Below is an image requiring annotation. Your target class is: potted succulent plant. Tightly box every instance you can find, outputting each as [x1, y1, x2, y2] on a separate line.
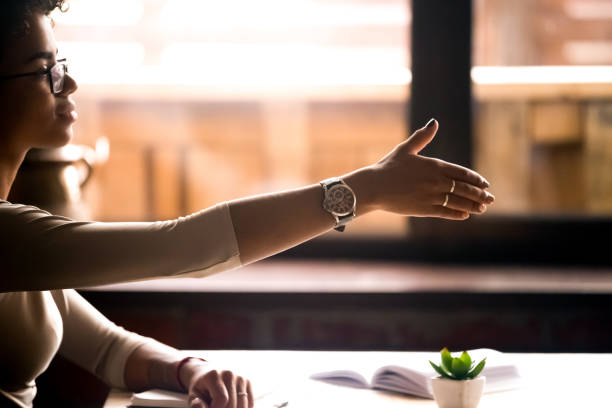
[429, 348, 487, 408]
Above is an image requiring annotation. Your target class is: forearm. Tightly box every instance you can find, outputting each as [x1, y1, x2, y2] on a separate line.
[228, 166, 379, 266]
[124, 342, 207, 393]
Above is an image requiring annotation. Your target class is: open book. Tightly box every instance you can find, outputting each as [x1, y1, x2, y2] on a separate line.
[129, 390, 187, 408]
[310, 348, 520, 399]
[129, 384, 283, 408]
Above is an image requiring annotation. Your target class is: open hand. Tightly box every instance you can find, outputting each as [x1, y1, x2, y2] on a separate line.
[363, 119, 494, 220]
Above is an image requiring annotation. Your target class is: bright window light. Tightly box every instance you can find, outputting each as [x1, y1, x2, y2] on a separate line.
[51, 0, 144, 26]
[53, 0, 410, 87]
[159, 44, 409, 85]
[58, 42, 144, 83]
[159, 0, 408, 29]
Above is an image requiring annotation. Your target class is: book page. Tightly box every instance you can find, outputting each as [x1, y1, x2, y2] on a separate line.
[309, 351, 430, 388]
[311, 349, 521, 399]
[130, 390, 186, 408]
[130, 385, 283, 408]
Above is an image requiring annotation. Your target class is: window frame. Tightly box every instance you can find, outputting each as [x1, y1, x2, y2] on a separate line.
[274, 0, 612, 268]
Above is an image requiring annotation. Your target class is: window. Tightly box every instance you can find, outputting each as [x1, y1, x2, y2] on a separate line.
[400, 0, 611, 266]
[54, 0, 610, 265]
[55, 0, 411, 238]
[473, 0, 612, 215]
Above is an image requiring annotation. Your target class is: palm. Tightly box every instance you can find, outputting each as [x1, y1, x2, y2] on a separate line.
[373, 120, 493, 220]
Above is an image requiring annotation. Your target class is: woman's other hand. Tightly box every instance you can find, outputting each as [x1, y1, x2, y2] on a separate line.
[185, 363, 254, 408]
[347, 119, 495, 220]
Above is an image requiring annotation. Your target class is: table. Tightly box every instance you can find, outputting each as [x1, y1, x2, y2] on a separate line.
[104, 350, 611, 407]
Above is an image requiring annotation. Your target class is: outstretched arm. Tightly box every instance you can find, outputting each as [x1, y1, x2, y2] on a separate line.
[1, 120, 493, 292]
[230, 119, 495, 265]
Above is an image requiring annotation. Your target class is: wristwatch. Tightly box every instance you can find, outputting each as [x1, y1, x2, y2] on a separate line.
[320, 177, 357, 232]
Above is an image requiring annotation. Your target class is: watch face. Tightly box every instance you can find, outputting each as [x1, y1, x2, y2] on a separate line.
[323, 184, 356, 216]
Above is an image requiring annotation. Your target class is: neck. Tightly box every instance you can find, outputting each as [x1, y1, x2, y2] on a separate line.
[0, 147, 27, 201]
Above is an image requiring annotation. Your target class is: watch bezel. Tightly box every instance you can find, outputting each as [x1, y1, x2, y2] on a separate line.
[322, 182, 356, 217]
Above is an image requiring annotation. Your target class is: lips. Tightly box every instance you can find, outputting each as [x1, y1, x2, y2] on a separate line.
[56, 102, 78, 122]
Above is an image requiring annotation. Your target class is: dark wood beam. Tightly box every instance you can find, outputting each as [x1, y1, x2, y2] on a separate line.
[410, 0, 472, 168]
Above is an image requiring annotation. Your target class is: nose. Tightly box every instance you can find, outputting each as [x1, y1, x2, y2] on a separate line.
[60, 72, 78, 96]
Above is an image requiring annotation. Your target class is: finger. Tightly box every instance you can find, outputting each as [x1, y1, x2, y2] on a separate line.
[433, 205, 470, 220]
[440, 193, 486, 214]
[189, 396, 208, 408]
[194, 372, 229, 408]
[405, 118, 438, 154]
[451, 180, 495, 205]
[221, 370, 237, 408]
[439, 161, 489, 189]
[236, 377, 248, 408]
[246, 380, 255, 408]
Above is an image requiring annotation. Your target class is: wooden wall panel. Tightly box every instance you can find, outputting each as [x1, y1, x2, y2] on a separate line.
[95, 143, 147, 221]
[585, 102, 612, 212]
[473, 102, 531, 213]
[71, 97, 612, 222]
[152, 148, 181, 220]
[530, 102, 582, 145]
[309, 102, 405, 182]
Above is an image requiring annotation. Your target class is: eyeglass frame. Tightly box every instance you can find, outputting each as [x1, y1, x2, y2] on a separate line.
[0, 58, 68, 95]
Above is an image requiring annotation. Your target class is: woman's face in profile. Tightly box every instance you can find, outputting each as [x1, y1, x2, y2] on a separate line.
[0, 12, 78, 152]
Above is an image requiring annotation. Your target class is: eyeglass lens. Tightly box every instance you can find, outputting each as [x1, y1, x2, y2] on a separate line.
[50, 62, 67, 94]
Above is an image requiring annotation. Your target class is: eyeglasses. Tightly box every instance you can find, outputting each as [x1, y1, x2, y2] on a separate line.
[0, 58, 68, 95]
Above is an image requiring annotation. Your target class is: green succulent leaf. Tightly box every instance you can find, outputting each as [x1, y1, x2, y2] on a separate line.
[460, 351, 471, 368]
[431, 348, 487, 381]
[451, 357, 470, 379]
[440, 348, 453, 374]
[468, 358, 487, 379]
[429, 361, 453, 379]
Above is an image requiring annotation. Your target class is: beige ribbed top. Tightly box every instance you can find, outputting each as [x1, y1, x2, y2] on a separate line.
[0, 201, 242, 407]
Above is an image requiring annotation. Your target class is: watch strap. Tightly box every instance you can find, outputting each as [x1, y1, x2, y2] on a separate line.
[334, 214, 353, 232]
[321, 177, 342, 189]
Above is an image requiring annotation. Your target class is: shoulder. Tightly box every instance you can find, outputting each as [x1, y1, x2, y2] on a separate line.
[0, 200, 43, 232]
[0, 200, 74, 255]
[0, 199, 47, 217]
[0, 199, 73, 229]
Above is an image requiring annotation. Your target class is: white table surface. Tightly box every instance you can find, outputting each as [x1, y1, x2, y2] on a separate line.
[104, 350, 612, 408]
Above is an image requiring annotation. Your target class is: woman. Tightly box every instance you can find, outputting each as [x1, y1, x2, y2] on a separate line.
[0, 1, 495, 407]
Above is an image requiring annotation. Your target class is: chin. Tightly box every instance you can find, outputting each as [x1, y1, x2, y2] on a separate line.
[38, 127, 74, 148]
[61, 127, 74, 145]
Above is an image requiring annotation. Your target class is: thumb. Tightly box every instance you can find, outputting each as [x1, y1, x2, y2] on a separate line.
[405, 118, 438, 154]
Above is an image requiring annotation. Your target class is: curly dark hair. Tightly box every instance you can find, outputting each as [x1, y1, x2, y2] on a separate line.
[0, 0, 68, 59]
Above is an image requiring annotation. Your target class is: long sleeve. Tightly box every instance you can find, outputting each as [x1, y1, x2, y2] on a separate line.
[0, 201, 242, 292]
[54, 289, 158, 389]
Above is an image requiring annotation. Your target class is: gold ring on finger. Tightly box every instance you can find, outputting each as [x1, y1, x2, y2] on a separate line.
[442, 193, 449, 207]
[237, 392, 248, 397]
[449, 179, 456, 194]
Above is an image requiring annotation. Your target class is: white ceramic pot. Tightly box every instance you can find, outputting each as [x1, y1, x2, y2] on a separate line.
[431, 376, 486, 408]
